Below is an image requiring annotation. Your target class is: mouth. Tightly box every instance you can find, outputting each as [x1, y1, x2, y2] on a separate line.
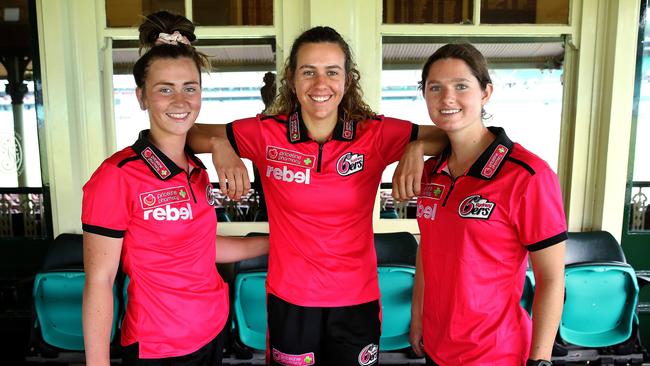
[166, 112, 190, 120]
[440, 108, 461, 115]
[309, 94, 333, 103]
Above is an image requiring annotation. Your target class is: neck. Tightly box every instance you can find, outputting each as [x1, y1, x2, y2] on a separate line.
[447, 124, 494, 177]
[302, 114, 338, 143]
[148, 129, 189, 171]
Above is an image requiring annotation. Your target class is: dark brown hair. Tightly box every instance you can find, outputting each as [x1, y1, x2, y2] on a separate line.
[419, 43, 492, 95]
[266, 26, 375, 122]
[132, 11, 209, 89]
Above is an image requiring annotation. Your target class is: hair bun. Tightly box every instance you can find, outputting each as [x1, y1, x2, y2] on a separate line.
[139, 10, 197, 50]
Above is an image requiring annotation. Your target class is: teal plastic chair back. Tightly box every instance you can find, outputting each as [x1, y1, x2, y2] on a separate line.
[520, 269, 535, 315]
[33, 272, 119, 351]
[377, 266, 415, 350]
[233, 271, 267, 351]
[560, 264, 639, 347]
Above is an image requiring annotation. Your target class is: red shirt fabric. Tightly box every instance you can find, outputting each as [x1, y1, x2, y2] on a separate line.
[227, 111, 417, 307]
[82, 130, 229, 359]
[417, 127, 567, 366]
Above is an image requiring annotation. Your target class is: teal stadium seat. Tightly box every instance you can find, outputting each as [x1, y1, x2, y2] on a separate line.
[374, 232, 418, 351]
[560, 231, 640, 348]
[32, 234, 119, 351]
[233, 233, 269, 353]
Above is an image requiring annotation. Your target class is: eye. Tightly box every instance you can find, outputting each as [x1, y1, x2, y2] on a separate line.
[327, 70, 339, 77]
[428, 85, 441, 92]
[302, 70, 315, 77]
[455, 84, 468, 90]
[184, 86, 198, 93]
[159, 87, 172, 95]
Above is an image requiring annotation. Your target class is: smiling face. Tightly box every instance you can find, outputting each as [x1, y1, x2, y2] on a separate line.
[424, 58, 492, 135]
[136, 57, 201, 137]
[292, 42, 346, 127]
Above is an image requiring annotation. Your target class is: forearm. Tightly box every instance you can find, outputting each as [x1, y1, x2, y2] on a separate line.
[416, 125, 448, 156]
[187, 124, 228, 153]
[82, 279, 115, 366]
[529, 276, 564, 360]
[411, 247, 424, 321]
[215, 235, 269, 263]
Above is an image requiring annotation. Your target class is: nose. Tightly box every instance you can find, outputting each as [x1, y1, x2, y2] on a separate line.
[314, 72, 328, 86]
[172, 91, 187, 105]
[441, 87, 455, 102]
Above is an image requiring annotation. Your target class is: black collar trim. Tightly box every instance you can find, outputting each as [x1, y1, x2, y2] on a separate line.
[431, 126, 514, 180]
[131, 130, 204, 180]
[284, 108, 358, 144]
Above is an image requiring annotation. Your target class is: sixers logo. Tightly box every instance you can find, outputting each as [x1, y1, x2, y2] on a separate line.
[358, 343, 378, 366]
[458, 195, 495, 219]
[336, 152, 364, 176]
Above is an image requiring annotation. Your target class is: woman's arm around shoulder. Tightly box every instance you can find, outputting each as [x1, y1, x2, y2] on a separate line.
[215, 235, 269, 263]
[187, 124, 250, 200]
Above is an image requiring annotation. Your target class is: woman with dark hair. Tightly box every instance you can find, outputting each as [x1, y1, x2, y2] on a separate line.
[81, 11, 268, 366]
[409, 43, 566, 366]
[189, 26, 446, 365]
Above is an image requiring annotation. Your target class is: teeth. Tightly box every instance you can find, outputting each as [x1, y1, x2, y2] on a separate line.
[168, 113, 189, 119]
[310, 95, 331, 102]
[440, 109, 460, 114]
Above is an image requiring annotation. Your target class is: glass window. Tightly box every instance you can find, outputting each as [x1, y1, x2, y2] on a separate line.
[106, 0, 185, 27]
[481, 0, 569, 24]
[383, 0, 473, 24]
[379, 40, 564, 219]
[193, 0, 273, 26]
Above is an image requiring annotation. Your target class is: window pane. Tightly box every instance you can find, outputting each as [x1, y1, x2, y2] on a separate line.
[481, 0, 569, 24]
[379, 50, 564, 219]
[193, 0, 273, 26]
[106, 0, 185, 28]
[383, 0, 473, 24]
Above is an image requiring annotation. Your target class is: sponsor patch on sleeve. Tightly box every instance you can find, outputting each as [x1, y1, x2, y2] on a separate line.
[481, 144, 508, 178]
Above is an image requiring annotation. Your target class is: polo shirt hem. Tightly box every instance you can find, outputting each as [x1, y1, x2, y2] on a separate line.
[129, 321, 226, 359]
[267, 287, 381, 308]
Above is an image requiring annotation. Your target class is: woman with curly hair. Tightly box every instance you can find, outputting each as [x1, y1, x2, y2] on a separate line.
[189, 26, 446, 365]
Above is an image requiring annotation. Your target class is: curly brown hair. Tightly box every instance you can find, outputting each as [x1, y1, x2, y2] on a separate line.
[266, 26, 376, 122]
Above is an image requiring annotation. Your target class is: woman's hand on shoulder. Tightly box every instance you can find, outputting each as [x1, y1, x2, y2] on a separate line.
[392, 140, 425, 202]
[211, 137, 250, 200]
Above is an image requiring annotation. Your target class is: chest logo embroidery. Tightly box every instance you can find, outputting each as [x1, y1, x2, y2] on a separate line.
[336, 152, 364, 176]
[458, 195, 496, 220]
[266, 146, 316, 169]
[420, 183, 445, 200]
[139, 186, 189, 209]
[141, 147, 171, 179]
[481, 144, 508, 178]
[206, 184, 217, 206]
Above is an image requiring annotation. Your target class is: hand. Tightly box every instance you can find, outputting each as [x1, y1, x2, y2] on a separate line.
[392, 140, 425, 201]
[211, 137, 250, 200]
[409, 315, 425, 357]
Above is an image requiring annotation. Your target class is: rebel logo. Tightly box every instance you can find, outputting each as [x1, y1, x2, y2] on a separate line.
[416, 202, 438, 221]
[336, 152, 364, 176]
[144, 203, 193, 221]
[266, 165, 311, 184]
[266, 146, 315, 168]
[481, 144, 508, 178]
[139, 186, 189, 209]
[458, 195, 496, 219]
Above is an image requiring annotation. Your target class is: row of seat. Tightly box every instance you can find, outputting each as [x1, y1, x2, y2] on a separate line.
[29, 231, 649, 363]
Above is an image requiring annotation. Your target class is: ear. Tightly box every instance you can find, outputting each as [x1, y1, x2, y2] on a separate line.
[481, 83, 493, 106]
[135, 87, 146, 110]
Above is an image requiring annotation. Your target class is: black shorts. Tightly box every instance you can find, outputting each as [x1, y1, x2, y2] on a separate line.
[121, 327, 225, 366]
[425, 354, 439, 366]
[267, 293, 381, 366]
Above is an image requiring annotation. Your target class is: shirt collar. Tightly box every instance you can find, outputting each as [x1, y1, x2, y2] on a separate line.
[432, 126, 514, 180]
[285, 108, 358, 144]
[131, 129, 206, 180]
